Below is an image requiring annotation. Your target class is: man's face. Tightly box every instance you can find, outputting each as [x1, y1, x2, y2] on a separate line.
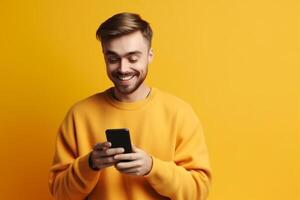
[102, 31, 153, 95]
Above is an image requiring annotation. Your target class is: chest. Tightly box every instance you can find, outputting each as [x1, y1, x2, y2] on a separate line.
[75, 107, 179, 160]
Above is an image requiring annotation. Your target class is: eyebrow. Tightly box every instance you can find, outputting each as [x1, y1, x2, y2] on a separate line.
[105, 50, 142, 57]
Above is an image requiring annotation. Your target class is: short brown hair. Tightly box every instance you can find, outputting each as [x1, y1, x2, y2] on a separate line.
[96, 12, 153, 47]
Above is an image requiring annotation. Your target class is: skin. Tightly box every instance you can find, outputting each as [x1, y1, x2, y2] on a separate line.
[102, 31, 153, 102]
[89, 31, 153, 176]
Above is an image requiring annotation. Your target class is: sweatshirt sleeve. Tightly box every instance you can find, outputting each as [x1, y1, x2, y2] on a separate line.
[145, 105, 212, 200]
[48, 107, 100, 200]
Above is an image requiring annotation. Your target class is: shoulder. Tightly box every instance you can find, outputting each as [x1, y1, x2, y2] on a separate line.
[67, 89, 108, 115]
[154, 88, 195, 114]
[155, 88, 201, 130]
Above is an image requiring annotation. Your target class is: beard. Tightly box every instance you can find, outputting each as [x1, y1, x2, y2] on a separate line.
[111, 67, 148, 95]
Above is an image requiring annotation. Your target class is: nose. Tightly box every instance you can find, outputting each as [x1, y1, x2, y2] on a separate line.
[118, 58, 130, 73]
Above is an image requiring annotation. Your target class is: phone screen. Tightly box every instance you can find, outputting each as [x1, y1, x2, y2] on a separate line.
[105, 128, 133, 153]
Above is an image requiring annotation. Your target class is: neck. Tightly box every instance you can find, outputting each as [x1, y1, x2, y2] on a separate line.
[112, 84, 151, 103]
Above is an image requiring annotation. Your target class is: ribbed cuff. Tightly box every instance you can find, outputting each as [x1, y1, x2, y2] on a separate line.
[144, 156, 174, 187]
[76, 152, 101, 182]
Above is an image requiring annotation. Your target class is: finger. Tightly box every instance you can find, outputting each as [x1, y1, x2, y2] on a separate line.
[98, 162, 115, 169]
[117, 167, 138, 174]
[93, 142, 111, 151]
[114, 153, 140, 161]
[95, 156, 118, 166]
[99, 147, 125, 157]
[115, 160, 142, 170]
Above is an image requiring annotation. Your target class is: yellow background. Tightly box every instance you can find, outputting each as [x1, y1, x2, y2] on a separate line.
[0, 0, 299, 199]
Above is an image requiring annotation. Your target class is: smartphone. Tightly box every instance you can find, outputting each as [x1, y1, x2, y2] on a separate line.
[105, 128, 133, 153]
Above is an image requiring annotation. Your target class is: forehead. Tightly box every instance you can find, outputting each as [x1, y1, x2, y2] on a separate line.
[102, 31, 149, 56]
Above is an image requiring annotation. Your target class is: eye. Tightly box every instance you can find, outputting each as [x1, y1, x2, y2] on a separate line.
[128, 56, 138, 63]
[107, 57, 120, 64]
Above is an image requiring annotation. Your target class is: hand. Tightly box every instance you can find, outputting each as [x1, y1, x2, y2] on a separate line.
[113, 146, 153, 176]
[89, 142, 124, 170]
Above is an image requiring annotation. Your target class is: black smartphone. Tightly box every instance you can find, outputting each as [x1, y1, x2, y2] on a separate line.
[105, 128, 133, 153]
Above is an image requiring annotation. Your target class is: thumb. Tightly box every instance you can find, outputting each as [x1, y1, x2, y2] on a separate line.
[132, 145, 141, 153]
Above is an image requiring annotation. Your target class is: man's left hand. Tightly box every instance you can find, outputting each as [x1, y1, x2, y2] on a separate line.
[114, 146, 153, 176]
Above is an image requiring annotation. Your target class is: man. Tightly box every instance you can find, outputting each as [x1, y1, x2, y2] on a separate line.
[49, 12, 212, 200]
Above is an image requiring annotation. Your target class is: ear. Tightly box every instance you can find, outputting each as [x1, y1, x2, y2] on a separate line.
[148, 48, 154, 63]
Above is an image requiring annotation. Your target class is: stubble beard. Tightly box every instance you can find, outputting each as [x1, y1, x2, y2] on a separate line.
[112, 67, 148, 95]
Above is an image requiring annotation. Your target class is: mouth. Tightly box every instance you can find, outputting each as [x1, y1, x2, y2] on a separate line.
[117, 74, 135, 81]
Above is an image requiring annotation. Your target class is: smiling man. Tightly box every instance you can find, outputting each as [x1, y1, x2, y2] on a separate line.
[103, 30, 152, 101]
[49, 13, 212, 200]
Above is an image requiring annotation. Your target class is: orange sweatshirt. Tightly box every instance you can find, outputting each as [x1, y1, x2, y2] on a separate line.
[49, 87, 212, 200]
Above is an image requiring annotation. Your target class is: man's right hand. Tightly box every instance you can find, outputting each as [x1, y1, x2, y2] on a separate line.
[89, 142, 124, 170]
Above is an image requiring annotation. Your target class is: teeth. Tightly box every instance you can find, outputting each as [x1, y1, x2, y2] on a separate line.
[118, 75, 134, 81]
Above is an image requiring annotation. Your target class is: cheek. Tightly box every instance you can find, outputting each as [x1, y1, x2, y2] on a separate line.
[106, 66, 116, 80]
[106, 64, 118, 73]
[136, 59, 148, 70]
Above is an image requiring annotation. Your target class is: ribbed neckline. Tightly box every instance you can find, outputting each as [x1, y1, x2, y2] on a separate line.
[104, 87, 157, 110]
